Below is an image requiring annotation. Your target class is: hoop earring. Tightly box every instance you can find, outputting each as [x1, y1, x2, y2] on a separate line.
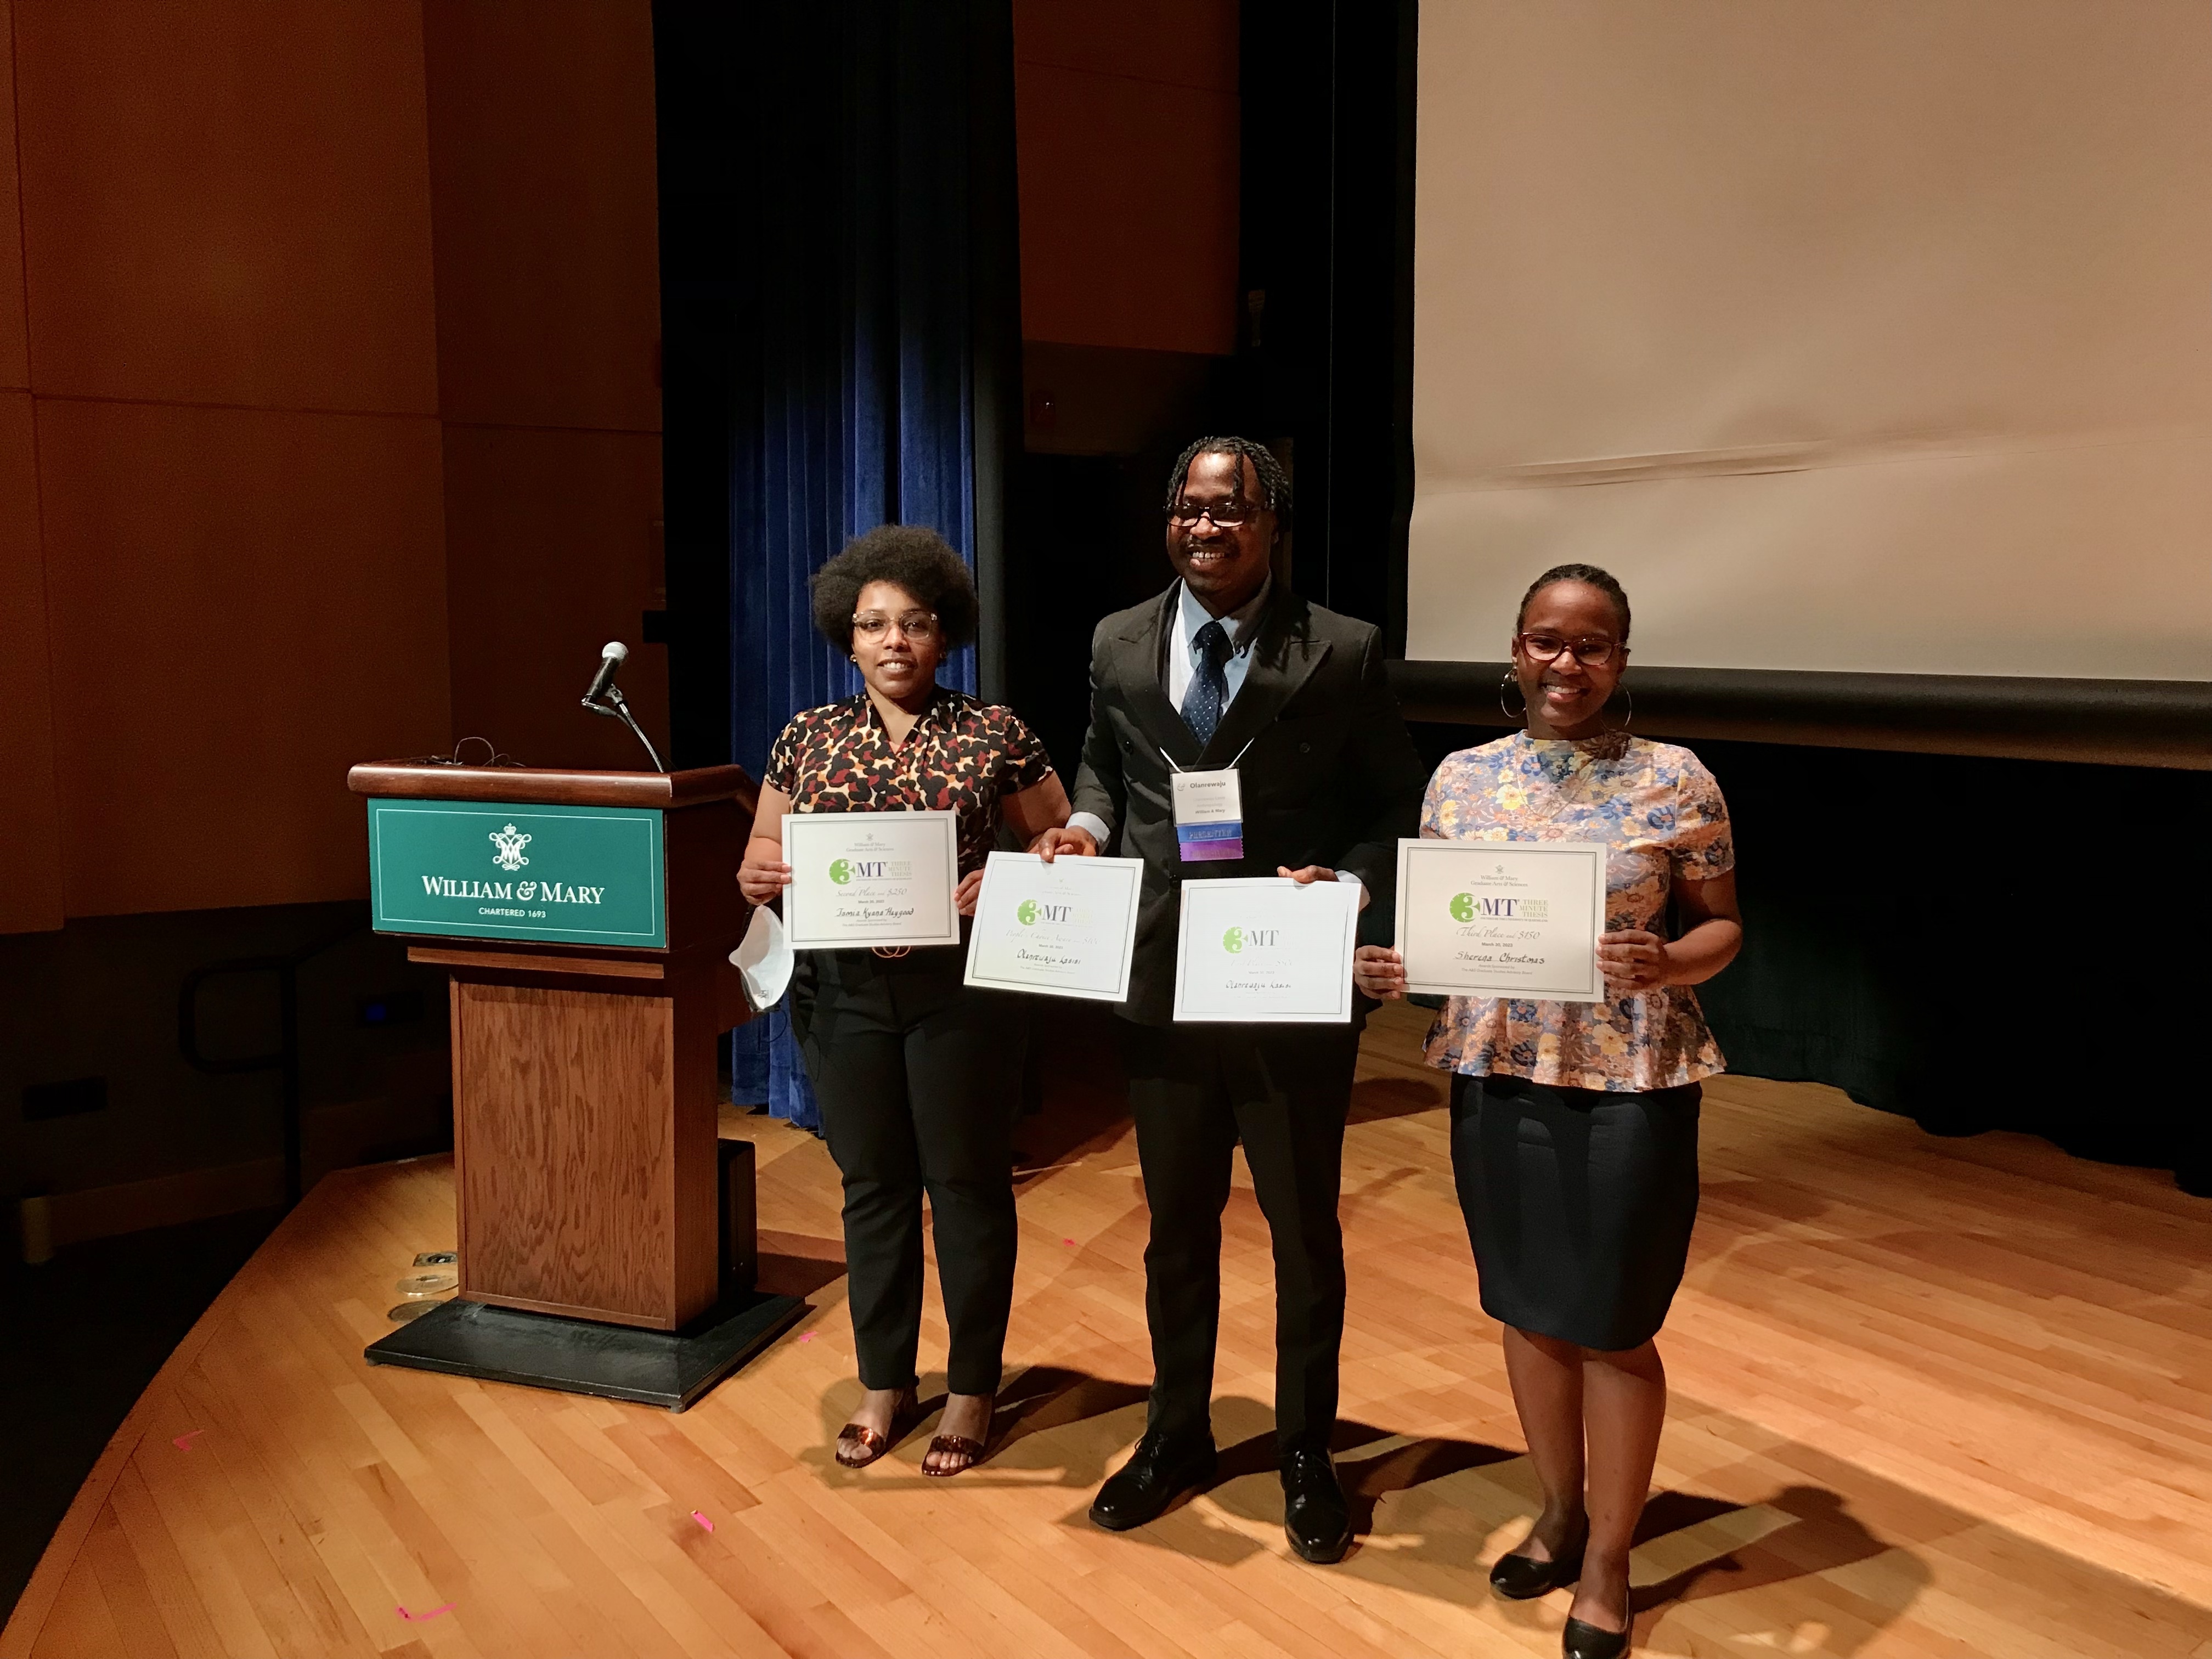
[1602, 682, 1635, 732]
[849, 652, 859, 664]
[1498, 669, 1528, 726]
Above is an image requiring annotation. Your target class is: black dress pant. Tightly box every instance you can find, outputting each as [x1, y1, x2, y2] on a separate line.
[1120, 1019, 1359, 1455]
[792, 947, 1024, 1396]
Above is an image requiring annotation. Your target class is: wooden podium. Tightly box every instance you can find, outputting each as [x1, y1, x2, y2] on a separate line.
[347, 760, 804, 1408]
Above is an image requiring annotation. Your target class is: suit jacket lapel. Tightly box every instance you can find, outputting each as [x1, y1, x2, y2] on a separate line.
[1199, 588, 1331, 766]
[1114, 586, 1204, 770]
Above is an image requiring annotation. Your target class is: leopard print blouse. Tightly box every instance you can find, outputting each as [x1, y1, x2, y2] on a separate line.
[764, 688, 1054, 875]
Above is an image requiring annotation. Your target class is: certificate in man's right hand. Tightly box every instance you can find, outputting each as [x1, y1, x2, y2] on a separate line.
[963, 850, 1144, 1002]
[1395, 839, 1608, 1001]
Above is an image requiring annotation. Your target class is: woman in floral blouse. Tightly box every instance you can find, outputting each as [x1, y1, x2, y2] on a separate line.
[1355, 563, 1742, 1659]
[739, 526, 1070, 1477]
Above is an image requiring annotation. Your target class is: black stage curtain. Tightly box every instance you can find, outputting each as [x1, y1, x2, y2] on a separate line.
[1409, 723, 2212, 1195]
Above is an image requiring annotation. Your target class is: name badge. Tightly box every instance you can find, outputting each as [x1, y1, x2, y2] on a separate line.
[1171, 769, 1243, 862]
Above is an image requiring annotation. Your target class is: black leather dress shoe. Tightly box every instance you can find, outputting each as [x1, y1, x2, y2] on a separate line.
[1489, 1520, 1587, 1600]
[1560, 1586, 1632, 1659]
[1280, 1447, 1352, 1564]
[1088, 1432, 1217, 1532]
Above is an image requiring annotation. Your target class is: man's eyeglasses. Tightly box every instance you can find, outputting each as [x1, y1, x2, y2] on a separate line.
[1166, 499, 1256, 529]
[853, 611, 940, 641]
[1515, 631, 1623, 668]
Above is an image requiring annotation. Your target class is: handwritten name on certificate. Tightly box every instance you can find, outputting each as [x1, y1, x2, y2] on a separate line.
[1395, 840, 1606, 1001]
[963, 851, 1144, 1002]
[1173, 877, 1360, 1024]
[782, 810, 961, 950]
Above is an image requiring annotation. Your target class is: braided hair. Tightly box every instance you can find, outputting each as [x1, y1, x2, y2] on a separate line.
[1517, 562, 1631, 640]
[1163, 436, 1293, 534]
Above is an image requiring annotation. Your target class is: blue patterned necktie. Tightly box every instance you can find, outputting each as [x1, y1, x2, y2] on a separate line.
[1183, 619, 1232, 745]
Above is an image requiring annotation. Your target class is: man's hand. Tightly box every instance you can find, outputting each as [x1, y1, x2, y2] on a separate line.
[1598, 929, 1673, 993]
[1031, 826, 1098, 861]
[1352, 945, 1406, 1000]
[954, 870, 984, 917]
[1278, 864, 1369, 912]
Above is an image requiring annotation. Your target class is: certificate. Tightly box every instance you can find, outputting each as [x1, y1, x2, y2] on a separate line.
[1173, 877, 1360, 1024]
[962, 851, 1144, 1002]
[1394, 839, 1607, 1001]
[781, 810, 961, 950]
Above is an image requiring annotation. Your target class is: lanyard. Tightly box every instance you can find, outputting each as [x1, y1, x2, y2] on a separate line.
[1158, 731, 1257, 862]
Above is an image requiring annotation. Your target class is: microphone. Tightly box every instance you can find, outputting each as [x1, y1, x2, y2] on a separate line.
[578, 639, 667, 771]
[583, 641, 628, 704]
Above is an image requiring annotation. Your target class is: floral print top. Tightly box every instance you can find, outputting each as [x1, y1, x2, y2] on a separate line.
[764, 687, 1054, 876]
[1421, 731, 1734, 1092]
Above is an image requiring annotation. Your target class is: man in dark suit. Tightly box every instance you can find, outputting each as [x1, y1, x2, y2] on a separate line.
[1033, 436, 1427, 1562]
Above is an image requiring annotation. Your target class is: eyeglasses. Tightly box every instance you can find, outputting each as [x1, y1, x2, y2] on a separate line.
[853, 611, 940, 641]
[1166, 499, 1256, 529]
[1515, 631, 1623, 668]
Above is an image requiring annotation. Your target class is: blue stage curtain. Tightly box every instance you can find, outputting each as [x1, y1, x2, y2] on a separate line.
[664, 2, 1009, 1129]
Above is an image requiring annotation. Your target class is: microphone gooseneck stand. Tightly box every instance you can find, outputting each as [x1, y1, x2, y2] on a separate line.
[583, 684, 668, 772]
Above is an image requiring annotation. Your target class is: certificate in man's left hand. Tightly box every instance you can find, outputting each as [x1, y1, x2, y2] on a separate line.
[781, 810, 961, 950]
[1173, 876, 1360, 1024]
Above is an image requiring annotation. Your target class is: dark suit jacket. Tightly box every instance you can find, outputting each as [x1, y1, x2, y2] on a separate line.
[1069, 582, 1429, 1025]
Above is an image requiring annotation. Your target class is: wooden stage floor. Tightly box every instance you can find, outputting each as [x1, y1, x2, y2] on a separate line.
[8, 1002, 2211, 1659]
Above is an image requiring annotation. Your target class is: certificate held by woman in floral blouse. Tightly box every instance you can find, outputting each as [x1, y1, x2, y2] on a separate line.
[781, 809, 962, 950]
[1394, 839, 1607, 1001]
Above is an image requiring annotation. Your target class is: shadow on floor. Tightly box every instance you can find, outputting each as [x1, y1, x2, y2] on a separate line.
[753, 1231, 848, 1299]
[0, 1205, 281, 1625]
[1013, 1001, 1133, 1180]
[1347, 1073, 1447, 1124]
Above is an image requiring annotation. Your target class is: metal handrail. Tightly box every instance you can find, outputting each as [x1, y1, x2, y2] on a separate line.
[178, 919, 363, 1207]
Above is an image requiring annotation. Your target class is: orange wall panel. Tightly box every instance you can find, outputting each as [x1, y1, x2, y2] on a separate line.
[423, 0, 662, 433]
[0, 0, 29, 391]
[441, 425, 668, 775]
[0, 391, 63, 932]
[37, 399, 449, 916]
[12, 0, 437, 414]
[1015, 61, 1240, 355]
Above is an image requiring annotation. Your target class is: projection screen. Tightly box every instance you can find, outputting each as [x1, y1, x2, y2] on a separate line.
[1406, 2, 2212, 709]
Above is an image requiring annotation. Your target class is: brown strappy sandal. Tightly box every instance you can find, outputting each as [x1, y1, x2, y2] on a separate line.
[834, 1389, 919, 1469]
[921, 1431, 988, 1478]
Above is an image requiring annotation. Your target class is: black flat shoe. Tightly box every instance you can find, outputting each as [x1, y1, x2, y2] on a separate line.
[1489, 1520, 1587, 1600]
[1088, 1431, 1217, 1531]
[1560, 1584, 1632, 1659]
[1280, 1447, 1351, 1564]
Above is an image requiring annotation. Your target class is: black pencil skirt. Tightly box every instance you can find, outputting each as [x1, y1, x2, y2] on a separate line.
[1449, 1071, 1702, 1352]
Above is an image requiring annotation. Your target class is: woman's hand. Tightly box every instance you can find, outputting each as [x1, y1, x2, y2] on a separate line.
[737, 848, 792, 906]
[1353, 945, 1407, 1000]
[738, 786, 794, 907]
[1598, 929, 1673, 994]
[1031, 825, 1097, 861]
[954, 870, 984, 917]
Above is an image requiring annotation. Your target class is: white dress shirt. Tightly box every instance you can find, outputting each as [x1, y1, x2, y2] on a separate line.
[1165, 577, 1271, 715]
[1066, 579, 1361, 893]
